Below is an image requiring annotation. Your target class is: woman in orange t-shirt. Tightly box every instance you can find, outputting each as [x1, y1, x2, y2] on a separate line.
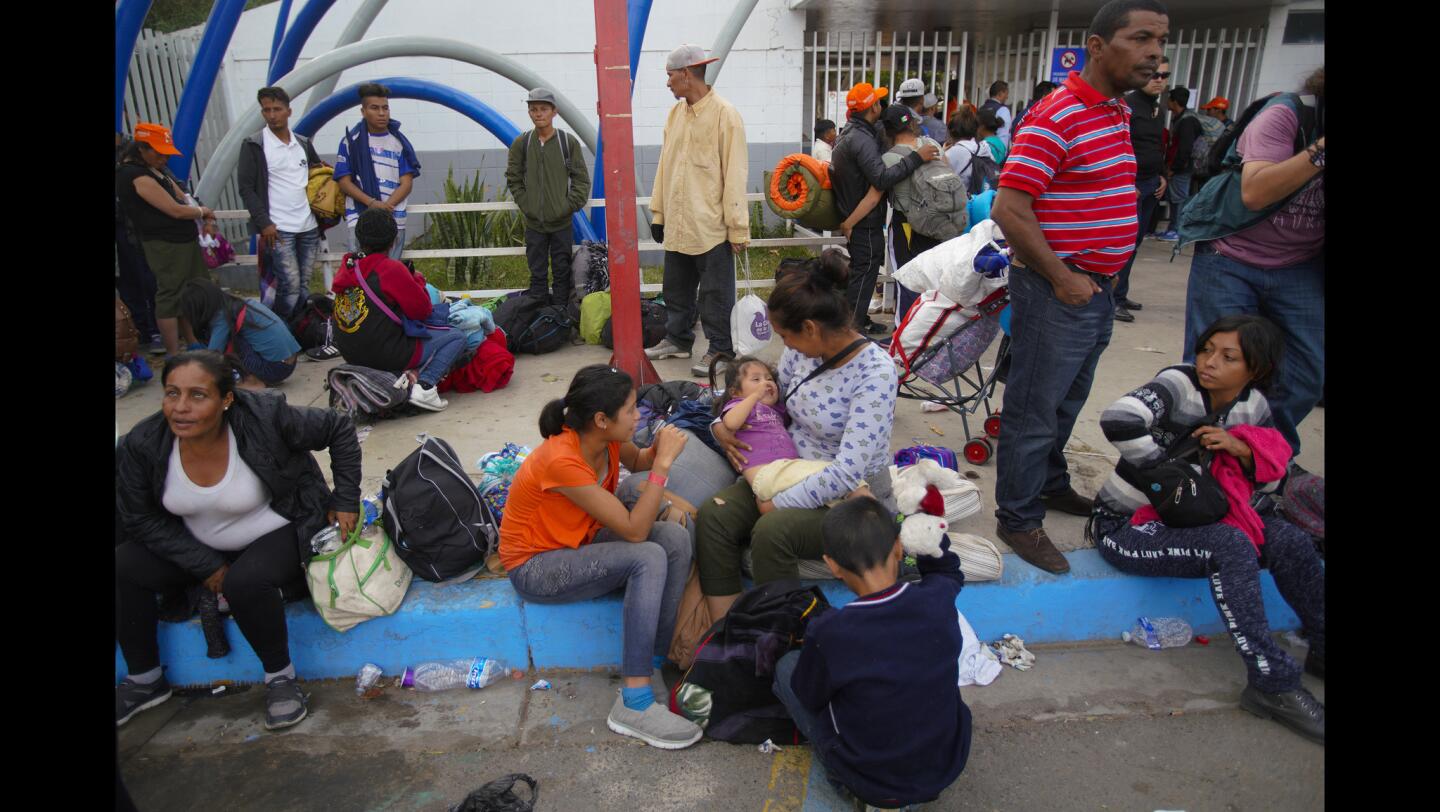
[499, 364, 701, 750]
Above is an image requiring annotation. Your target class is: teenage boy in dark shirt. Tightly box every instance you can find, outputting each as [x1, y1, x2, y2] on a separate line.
[772, 497, 971, 810]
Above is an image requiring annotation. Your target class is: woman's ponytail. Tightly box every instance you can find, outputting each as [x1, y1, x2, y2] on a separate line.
[538, 398, 567, 438]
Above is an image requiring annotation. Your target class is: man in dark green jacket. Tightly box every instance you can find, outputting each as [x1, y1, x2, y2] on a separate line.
[506, 88, 592, 306]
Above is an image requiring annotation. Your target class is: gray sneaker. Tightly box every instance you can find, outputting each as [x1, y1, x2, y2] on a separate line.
[645, 338, 692, 360]
[264, 675, 309, 731]
[116, 675, 172, 727]
[691, 351, 729, 379]
[606, 692, 703, 749]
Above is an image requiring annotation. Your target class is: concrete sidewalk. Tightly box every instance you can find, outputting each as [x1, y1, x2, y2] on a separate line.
[118, 633, 1324, 811]
[114, 242, 1326, 556]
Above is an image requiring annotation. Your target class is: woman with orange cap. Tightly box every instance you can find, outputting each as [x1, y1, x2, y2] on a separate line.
[116, 122, 218, 357]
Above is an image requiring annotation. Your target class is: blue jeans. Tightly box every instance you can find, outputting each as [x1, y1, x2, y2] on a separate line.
[415, 327, 467, 388]
[508, 522, 692, 676]
[233, 333, 297, 386]
[1167, 172, 1192, 231]
[1114, 175, 1162, 302]
[348, 223, 407, 260]
[774, 651, 890, 807]
[272, 228, 322, 319]
[1183, 243, 1324, 456]
[995, 265, 1115, 532]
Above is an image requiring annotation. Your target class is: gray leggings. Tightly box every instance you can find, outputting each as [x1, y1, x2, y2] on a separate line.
[508, 522, 692, 677]
[1095, 514, 1325, 693]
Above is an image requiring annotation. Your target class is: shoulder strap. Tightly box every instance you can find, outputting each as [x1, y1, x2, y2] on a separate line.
[781, 338, 871, 406]
[559, 130, 572, 168]
[520, 129, 532, 165]
[349, 256, 405, 327]
[225, 305, 248, 355]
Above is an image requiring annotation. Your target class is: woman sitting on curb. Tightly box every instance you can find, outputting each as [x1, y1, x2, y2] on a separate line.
[696, 250, 898, 620]
[330, 207, 467, 412]
[498, 365, 700, 750]
[1089, 314, 1325, 744]
[178, 278, 301, 388]
[115, 351, 362, 731]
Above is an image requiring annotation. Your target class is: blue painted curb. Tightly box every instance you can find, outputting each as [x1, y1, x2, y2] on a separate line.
[117, 550, 1301, 685]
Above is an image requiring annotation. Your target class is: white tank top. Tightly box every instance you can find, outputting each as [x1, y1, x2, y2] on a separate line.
[161, 427, 289, 551]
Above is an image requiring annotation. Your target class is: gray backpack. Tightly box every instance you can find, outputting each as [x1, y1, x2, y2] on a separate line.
[894, 141, 969, 241]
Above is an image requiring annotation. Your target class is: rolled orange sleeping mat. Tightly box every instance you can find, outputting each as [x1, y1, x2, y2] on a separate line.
[764, 153, 840, 230]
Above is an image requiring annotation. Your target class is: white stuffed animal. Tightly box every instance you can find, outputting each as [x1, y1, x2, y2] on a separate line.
[893, 459, 965, 558]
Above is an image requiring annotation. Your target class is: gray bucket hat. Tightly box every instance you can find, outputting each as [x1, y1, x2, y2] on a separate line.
[526, 87, 557, 105]
[666, 44, 718, 72]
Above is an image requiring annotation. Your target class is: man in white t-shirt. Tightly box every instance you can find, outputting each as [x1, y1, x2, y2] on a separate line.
[237, 86, 326, 318]
[812, 119, 837, 163]
[334, 83, 421, 260]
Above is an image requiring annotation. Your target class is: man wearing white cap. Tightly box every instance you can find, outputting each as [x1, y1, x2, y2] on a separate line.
[645, 44, 750, 378]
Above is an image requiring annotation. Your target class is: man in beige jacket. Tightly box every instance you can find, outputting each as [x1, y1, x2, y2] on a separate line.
[645, 44, 750, 377]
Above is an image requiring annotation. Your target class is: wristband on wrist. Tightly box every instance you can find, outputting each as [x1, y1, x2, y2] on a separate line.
[648, 471, 668, 488]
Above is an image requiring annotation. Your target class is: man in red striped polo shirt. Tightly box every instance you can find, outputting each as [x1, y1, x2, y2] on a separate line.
[990, 0, 1169, 574]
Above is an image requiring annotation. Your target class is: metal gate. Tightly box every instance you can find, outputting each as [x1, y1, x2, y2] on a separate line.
[806, 25, 1268, 143]
[122, 27, 247, 244]
[803, 30, 968, 147]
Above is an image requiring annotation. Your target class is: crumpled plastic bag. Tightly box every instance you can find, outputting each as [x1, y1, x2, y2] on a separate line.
[991, 633, 1036, 671]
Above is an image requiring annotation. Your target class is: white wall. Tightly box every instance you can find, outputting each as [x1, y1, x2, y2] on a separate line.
[1254, 0, 1324, 97]
[212, 0, 807, 156]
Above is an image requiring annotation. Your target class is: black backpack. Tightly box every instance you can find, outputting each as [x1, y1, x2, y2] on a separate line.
[601, 297, 667, 349]
[288, 293, 334, 349]
[670, 580, 831, 744]
[381, 435, 500, 582]
[494, 292, 572, 355]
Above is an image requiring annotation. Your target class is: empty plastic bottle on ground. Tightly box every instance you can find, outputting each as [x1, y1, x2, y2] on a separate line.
[1121, 616, 1193, 650]
[402, 658, 507, 691]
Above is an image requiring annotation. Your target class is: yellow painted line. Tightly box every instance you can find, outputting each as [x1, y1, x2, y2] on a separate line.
[760, 746, 813, 812]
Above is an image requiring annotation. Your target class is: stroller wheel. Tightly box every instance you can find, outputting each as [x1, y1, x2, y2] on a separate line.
[963, 438, 993, 465]
[984, 412, 1002, 439]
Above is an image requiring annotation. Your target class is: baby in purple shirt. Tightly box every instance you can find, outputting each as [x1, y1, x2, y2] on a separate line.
[719, 358, 860, 507]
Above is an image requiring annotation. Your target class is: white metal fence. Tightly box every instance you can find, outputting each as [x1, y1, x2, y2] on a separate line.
[122, 27, 248, 245]
[210, 193, 846, 298]
[804, 31, 968, 144]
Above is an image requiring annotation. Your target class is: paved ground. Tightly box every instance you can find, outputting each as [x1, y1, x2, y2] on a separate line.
[118, 634, 1324, 810]
[116, 241, 1325, 555]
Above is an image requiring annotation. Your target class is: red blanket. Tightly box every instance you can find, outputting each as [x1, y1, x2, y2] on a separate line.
[1130, 423, 1291, 551]
[438, 330, 515, 394]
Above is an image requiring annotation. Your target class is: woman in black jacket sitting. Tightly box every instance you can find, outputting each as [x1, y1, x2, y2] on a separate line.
[115, 350, 363, 731]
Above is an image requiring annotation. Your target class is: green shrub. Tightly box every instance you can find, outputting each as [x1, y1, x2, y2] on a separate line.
[414, 167, 527, 288]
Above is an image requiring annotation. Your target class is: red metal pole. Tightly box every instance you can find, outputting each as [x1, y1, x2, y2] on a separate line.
[595, 0, 662, 385]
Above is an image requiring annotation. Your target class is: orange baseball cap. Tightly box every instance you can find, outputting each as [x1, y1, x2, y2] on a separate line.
[846, 82, 888, 112]
[1200, 96, 1230, 111]
[133, 122, 183, 156]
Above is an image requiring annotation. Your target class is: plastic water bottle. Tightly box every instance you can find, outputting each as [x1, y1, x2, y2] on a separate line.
[356, 663, 384, 696]
[361, 496, 382, 537]
[310, 523, 343, 555]
[1121, 616, 1193, 650]
[401, 658, 507, 691]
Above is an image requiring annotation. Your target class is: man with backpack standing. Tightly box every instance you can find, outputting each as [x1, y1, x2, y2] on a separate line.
[1156, 86, 1201, 241]
[829, 82, 940, 334]
[237, 87, 327, 320]
[334, 83, 421, 261]
[645, 44, 751, 378]
[506, 88, 592, 308]
[979, 81, 1013, 147]
[1180, 68, 1325, 457]
[1191, 97, 1234, 191]
[1110, 59, 1170, 323]
[989, 0, 1168, 574]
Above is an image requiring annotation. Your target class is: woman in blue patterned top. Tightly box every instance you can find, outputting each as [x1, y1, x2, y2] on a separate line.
[696, 250, 898, 619]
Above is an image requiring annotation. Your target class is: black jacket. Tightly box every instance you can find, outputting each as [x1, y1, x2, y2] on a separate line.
[116, 389, 363, 578]
[1169, 111, 1203, 174]
[1125, 90, 1166, 181]
[830, 114, 925, 229]
[237, 130, 324, 236]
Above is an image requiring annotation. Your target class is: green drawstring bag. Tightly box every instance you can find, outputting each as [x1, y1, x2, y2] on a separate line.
[306, 525, 413, 633]
[579, 291, 613, 345]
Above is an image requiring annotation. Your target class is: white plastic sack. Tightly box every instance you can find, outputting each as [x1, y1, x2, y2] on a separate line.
[890, 290, 968, 379]
[730, 253, 773, 356]
[893, 219, 1009, 307]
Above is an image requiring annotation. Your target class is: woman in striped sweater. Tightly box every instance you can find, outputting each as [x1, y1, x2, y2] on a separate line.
[1089, 315, 1325, 745]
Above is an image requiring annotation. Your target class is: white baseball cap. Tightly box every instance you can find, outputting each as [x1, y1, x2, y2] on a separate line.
[896, 78, 926, 99]
[666, 44, 718, 72]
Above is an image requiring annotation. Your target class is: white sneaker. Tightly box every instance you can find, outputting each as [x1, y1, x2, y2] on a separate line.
[645, 338, 692, 360]
[408, 384, 448, 412]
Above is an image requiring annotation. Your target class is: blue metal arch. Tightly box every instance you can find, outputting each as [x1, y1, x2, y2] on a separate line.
[165, 0, 249, 181]
[115, 0, 155, 134]
[268, 0, 295, 70]
[589, 0, 655, 239]
[293, 77, 598, 243]
[268, 0, 338, 84]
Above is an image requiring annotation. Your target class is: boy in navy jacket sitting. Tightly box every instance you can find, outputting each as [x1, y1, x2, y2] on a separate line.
[773, 496, 972, 810]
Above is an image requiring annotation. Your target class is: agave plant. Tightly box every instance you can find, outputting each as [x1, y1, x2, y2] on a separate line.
[420, 167, 527, 288]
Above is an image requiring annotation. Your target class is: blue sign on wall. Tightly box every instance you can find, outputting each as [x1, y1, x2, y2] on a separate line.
[1051, 47, 1086, 84]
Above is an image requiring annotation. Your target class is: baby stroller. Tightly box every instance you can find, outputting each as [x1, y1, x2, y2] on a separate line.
[889, 221, 1012, 465]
